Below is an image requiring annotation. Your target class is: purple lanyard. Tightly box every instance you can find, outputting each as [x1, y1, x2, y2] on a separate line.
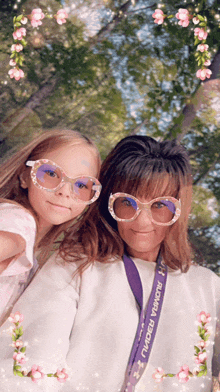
[121, 252, 167, 392]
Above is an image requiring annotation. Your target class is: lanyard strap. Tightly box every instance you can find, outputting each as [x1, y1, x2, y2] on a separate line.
[122, 252, 167, 391]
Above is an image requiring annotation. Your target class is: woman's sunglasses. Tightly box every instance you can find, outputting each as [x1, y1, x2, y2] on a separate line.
[108, 193, 181, 226]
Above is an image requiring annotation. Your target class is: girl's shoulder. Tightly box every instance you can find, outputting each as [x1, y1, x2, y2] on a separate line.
[0, 201, 36, 229]
[0, 201, 37, 260]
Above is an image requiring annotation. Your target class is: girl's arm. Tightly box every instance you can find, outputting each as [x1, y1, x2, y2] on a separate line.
[0, 203, 36, 274]
[0, 231, 26, 274]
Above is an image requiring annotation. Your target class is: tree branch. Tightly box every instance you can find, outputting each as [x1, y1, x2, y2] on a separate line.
[91, 0, 153, 43]
[130, 118, 149, 135]
[193, 154, 220, 186]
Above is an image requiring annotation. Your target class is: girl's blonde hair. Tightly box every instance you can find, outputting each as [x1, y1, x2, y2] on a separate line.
[0, 129, 101, 265]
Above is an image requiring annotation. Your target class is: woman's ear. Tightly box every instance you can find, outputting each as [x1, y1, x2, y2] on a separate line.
[19, 171, 29, 189]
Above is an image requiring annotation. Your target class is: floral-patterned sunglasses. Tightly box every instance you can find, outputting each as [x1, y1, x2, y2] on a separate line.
[26, 159, 102, 204]
[108, 193, 181, 226]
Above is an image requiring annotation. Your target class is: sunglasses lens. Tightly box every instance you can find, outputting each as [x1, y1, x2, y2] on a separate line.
[36, 163, 62, 189]
[151, 199, 176, 224]
[73, 177, 100, 202]
[113, 196, 138, 220]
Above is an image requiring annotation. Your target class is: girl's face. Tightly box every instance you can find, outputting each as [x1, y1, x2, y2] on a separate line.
[23, 144, 98, 233]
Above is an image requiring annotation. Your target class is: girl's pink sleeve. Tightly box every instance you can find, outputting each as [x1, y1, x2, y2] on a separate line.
[0, 203, 36, 275]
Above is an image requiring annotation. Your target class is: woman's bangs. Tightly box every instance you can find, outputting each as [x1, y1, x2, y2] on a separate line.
[138, 171, 180, 200]
[111, 168, 179, 200]
[109, 153, 185, 200]
[112, 176, 143, 196]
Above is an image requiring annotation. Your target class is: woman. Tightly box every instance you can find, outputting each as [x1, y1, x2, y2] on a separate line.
[0, 135, 219, 392]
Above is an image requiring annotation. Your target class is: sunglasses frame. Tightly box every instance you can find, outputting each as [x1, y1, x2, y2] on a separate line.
[26, 159, 102, 205]
[108, 192, 181, 226]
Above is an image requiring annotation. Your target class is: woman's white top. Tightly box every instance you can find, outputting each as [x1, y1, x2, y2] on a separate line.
[0, 203, 37, 326]
[0, 253, 219, 392]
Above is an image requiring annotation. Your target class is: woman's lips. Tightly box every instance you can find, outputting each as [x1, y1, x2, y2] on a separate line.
[131, 229, 154, 234]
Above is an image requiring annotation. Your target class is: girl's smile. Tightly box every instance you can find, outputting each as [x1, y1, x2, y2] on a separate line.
[47, 201, 71, 211]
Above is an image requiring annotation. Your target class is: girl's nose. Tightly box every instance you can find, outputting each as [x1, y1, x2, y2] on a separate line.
[55, 182, 72, 198]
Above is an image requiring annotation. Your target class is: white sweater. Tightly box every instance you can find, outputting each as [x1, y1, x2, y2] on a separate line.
[0, 253, 219, 392]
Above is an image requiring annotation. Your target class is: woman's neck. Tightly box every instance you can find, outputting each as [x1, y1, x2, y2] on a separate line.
[126, 246, 160, 262]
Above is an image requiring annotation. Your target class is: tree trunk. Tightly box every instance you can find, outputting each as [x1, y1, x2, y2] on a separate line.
[166, 48, 220, 142]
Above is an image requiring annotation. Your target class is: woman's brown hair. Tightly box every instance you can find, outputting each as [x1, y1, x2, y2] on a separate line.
[59, 135, 193, 272]
[0, 129, 101, 265]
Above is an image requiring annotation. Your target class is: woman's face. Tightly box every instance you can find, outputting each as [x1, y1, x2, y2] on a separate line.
[116, 179, 175, 262]
[117, 196, 170, 262]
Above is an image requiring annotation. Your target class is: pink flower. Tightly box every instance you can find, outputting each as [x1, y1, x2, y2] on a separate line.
[8, 68, 25, 81]
[13, 27, 26, 40]
[193, 16, 200, 25]
[56, 368, 69, 383]
[13, 352, 27, 364]
[55, 9, 68, 25]
[176, 365, 190, 383]
[197, 340, 209, 349]
[195, 351, 207, 364]
[204, 325, 212, 335]
[30, 365, 45, 383]
[29, 8, 45, 28]
[21, 17, 28, 25]
[20, 367, 28, 376]
[204, 59, 211, 66]
[176, 8, 190, 27]
[8, 311, 24, 323]
[196, 68, 212, 80]
[192, 366, 200, 376]
[9, 59, 16, 66]
[152, 9, 165, 25]
[197, 44, 209, 52]
[11, 43, 23, 52]
[11, 339, 23, 349]
[194, 28, 208, 40]
[197, 311, 211, 324]
[7, 325, 15, 336]
[152, 367, 165, 383]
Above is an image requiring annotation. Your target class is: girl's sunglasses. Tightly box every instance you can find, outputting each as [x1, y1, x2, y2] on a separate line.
[108, 193, 181, 226]
[26, 159, 102, 204]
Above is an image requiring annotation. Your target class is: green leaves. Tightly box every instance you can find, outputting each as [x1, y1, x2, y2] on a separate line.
[194, 345, 200, 354]
[197, 15, 206, 22]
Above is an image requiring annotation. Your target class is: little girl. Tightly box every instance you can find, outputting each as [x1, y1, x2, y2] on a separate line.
[0, 129, 101, 326]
